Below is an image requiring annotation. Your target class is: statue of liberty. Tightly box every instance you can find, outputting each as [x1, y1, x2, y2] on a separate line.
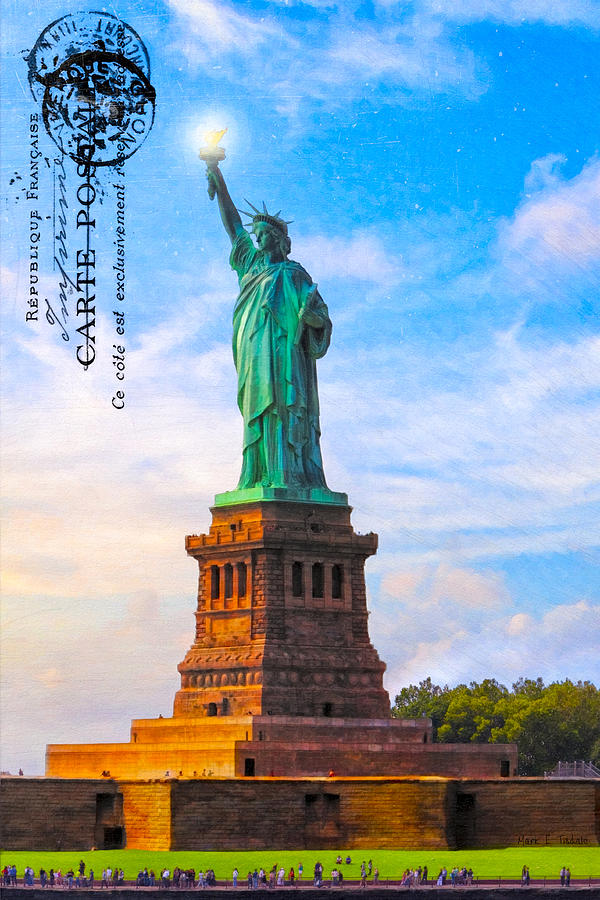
[205, 160, 334, 496]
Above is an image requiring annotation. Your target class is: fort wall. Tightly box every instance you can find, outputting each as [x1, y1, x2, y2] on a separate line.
[2, 776, 598, 852]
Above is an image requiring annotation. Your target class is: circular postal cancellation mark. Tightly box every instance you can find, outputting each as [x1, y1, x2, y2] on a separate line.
[43, 50, 156, 167]
[28, 11, 155, 167]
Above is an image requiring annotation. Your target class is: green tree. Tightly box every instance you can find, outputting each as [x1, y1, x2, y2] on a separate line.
[391, 677, 452, 739]
[493, 680, 600, 774]
[392, 676, 600, 775]
[437, 679, 509, 743]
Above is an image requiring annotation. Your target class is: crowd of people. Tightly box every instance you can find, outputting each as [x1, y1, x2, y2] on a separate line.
[0, 857, 580, 888]
[2, 860, 101, 888]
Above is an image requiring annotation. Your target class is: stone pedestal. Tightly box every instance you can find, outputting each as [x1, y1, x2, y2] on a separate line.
[174, 499, 390, 720]
[44, 496, 518, 785]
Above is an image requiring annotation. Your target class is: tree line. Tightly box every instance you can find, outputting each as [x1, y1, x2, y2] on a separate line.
[391, 677, 600, 775]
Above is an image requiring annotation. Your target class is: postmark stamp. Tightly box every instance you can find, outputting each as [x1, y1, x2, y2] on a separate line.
[27, 12, 151, 102]
[42, 49, 155, 167]
[21, 11, 156, 401]
[28, 12, 155, 167]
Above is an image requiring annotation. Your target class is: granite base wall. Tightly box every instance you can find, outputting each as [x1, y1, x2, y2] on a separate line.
[0, 779, 122, 851]
[170, 778, 451, 849]
[1, 776, 598, 851]
[455, 779, 600, 849]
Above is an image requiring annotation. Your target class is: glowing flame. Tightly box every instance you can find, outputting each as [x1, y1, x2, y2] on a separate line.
[203, 128, 227, 148]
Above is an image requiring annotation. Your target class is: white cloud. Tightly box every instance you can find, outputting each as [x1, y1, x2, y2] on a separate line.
[321, 324, 600, 565]
[167, 0, 483, 106]
[501, 155, 600, 270]
[506, 612, 532, 635]
[0, 293, 241, 605]
[294, 230, 403, 286]
[36, 668, 65, 689]
[384, 562, 511, 613]
[325, 18, 479, 91]
[165, 0, 599, 119]
[374, 563, 600, 697]
[167, 0, 285, 56]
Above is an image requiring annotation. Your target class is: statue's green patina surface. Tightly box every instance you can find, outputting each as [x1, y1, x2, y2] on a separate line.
[206, 163, 346, 507]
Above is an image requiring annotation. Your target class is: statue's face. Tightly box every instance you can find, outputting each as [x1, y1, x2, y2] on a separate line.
[253, 222, 279, 254]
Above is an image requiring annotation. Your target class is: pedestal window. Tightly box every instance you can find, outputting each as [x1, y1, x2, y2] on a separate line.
[210, 565, 220, 601]
[312, 562, 324, 598]
[237, 562, 247, 598]
[292, 561, 303, 597]
[332, 564, 343, 599]
[224, 563, 233, 599]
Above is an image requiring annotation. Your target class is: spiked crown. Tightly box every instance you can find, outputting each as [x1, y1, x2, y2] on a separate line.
[239, 201, 293, 236]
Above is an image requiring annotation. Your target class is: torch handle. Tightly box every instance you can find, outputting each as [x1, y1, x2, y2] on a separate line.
[203, 159, 220, 201]
[200, 146, 225, 202]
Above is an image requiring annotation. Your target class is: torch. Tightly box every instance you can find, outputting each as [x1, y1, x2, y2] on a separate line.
[199, 129, 227, 200]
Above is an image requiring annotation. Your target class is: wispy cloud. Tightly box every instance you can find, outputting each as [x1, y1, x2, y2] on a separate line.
[167, 0, 484, 108]
[295, 230, 403, 286]
[499, 154, 600, 276]
[167, 0, 286, 56]
[324, 16, 481, 95]
[167, 0, 600, 120]
[376, 560, 600, 695]
[321, 321, 600, 568]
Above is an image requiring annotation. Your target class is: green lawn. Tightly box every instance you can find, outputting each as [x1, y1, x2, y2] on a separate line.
[1, 847, 598, 880]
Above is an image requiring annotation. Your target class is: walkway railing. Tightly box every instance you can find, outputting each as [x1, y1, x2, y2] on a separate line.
[544, 760, 600, 778]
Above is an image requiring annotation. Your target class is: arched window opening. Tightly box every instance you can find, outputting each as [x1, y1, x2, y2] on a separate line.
[332, 564, 343, 599]
[210, 565, 220, 600]
[207, 702, 217, 717]
[292, 561, 303, 597]
[312, 562, 324, 598]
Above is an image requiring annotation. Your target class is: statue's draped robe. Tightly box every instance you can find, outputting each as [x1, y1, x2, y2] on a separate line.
[230, 231, 331, 490]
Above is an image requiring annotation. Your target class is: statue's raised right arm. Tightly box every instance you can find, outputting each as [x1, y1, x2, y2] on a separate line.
[206, 165, 244, 245]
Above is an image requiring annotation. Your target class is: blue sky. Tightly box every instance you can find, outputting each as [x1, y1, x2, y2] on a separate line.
[1, 0, 599, 774]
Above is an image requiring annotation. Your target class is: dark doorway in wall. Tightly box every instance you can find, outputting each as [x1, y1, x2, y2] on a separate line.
[244, 758, 255, 776]
[103, 826, 124, 849]
[96, 793, 115, 820]
[455, 793, 476, 849]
